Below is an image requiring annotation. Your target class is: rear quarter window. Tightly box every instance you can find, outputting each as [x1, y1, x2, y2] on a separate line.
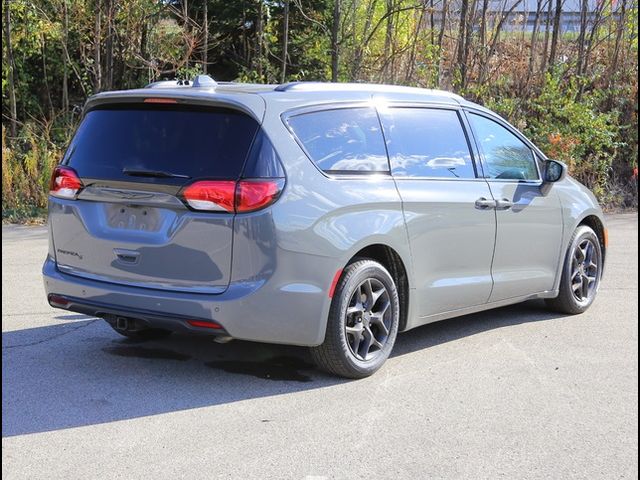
[286, 107, 389, 174]
[62, 104, 260, 185]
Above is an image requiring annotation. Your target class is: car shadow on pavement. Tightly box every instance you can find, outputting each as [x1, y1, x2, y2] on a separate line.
[2, 300, 566, 437]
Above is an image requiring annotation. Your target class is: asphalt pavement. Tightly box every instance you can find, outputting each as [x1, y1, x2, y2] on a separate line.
[2, 214, 638, 479]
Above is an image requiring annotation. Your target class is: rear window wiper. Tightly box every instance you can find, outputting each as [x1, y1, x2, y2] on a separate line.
[122, 168, 191, 179]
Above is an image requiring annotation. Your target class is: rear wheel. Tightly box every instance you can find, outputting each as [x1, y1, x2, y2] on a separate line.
[546, 225, 602, 314]
[311, 259, 400, 379]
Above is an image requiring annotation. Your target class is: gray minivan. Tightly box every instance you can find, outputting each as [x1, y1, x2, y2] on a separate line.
[43, 77, 607, 378]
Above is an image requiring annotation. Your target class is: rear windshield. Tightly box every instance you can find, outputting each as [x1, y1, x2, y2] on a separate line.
[62, 105, 260, 184]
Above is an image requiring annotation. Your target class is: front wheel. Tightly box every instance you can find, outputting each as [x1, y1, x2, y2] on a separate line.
[546, 225, 603, 314]
[311, 259, 400, 379]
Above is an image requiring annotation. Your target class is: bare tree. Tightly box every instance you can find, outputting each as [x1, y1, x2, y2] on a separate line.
[478, 0, 525, 84]
[203, 0, 208, 74]
[94, 0, 102, 91]
[256, 0, 264, 79]
[383, 0, 396, 82]
[62, 0, 69, 112]
[455, 0, 469, 87]
[350, 0, 378, 80]
[576, 0, 589, 76]
[281, 0, 289, 83]
[548, 0, 562, 69]
[437, 0, 449, 87]
[527, 0, 547, 86]
[105, 0, 115, 90]
[331, 0, 341, 81]
[540, 0, 554, 74]
[405, 2, 427, 82]
[609, 0, 628, 85]
[3, 0, 18, 136]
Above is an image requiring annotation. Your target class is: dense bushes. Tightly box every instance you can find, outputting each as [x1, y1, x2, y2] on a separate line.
[476, 71, 636, 207]
[2, 0, 637, 220]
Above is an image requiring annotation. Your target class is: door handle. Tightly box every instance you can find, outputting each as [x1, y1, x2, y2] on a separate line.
[495, 198, 514, 210]
[475, 197, 497, 210]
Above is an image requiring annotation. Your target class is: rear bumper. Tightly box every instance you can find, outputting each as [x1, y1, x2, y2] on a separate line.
[47, 293, 229, 336]
[43, 257, 331, 346]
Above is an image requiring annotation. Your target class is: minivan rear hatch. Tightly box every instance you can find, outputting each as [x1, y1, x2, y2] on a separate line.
[50, 100, 261, 294]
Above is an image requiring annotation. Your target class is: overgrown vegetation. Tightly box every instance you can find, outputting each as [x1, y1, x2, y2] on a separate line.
[2, 0, 638, 221]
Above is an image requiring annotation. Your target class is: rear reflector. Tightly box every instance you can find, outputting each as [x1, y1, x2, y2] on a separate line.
[49, 166, 83, 199]
[328, 269, 343, 298]
[181, 179, 284, 213]
[188, 320, 223, 330]
[143, 98, 178, 104]
[48, 294, 71, 308]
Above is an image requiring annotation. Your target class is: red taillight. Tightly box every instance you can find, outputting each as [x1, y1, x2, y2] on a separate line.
[236, 179, 285, 213]
[49, 166, 83, 199]
[182, 180, 236, 212]
[181, 179, 284, 213]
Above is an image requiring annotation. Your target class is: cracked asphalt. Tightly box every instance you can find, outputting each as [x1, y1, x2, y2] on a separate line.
[2, 214, 638, 479]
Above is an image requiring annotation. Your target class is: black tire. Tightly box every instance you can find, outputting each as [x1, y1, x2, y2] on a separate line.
[311, 259, 400, 379]
[107, 322, 173, 341]
[546, 225, 603, 315]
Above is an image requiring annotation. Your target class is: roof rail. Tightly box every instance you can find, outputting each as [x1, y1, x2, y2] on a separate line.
[146, 74, 217, 89]
[274, 81, 464, 101]
[274, 81, 416, 92]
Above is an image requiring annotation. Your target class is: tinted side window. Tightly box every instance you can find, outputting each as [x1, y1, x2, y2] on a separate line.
[469, 113, 539, 180]
[287, 108, 388, 173]
[380, 108, 476, 178]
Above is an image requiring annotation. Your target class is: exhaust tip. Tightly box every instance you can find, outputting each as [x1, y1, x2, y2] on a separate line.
[213, 336, 233, 344]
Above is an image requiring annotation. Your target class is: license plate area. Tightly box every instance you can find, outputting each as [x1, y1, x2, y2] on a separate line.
[106, 204, 161, 232]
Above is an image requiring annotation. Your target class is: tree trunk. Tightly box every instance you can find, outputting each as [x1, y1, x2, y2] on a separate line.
[3, 0, 18, 137]
[540, 0, 553, 74]
[383, 0, 396, 82]
[331, 0, 340, 82]
[456, 0, 469, 88]
[479, 0, 489, 50]
[256, 0, 264, 79]
[527, 0, 545, 85]
[203, 0, 208, 74]
[350, 0, 378, 81]
[437, 0, 449, 88]
[405, 4, 426, 83]
[576, 0, 588, 76]
[62, 0, 69, 112]
[94, 0, 102, 92]
[463, 0, 477, 83]
[41, 33, 54, 116]
[105, 0, 114, 90]
[548, 0, 562, 69]
[280, 0, 289, 83]
[609, 0, 627, 86]
[429, 0, 435, 46]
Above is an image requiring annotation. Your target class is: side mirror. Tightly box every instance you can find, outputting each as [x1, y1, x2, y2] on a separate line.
[544, 159, 567, 183]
